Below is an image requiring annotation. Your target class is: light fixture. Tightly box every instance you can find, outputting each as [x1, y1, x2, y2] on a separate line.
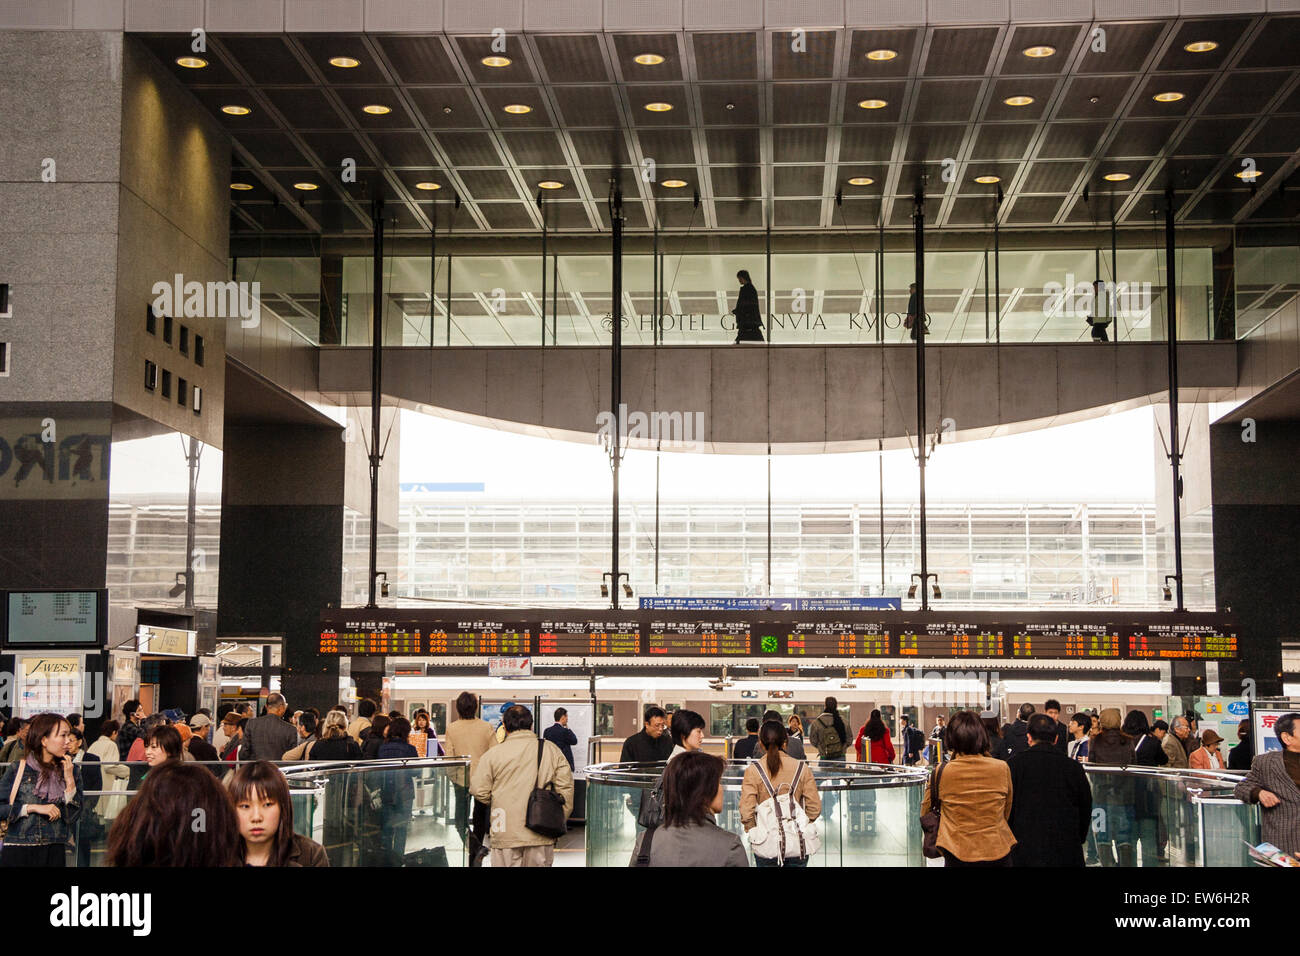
[293, 182, 318, 191]
[168, 572, 187, 599]
[634, 53, 665, 66]
[623, 582, 634, 599]
[974, 175, 1001, 184]
[848, 177, 874, 186]
[538, 180, 564, 189]
[376, 572, 389, 599]
[502, 103, 532, 114]
[415, 182, 441, 191]
[1103, 172, 1131, 182]
[176, 56, 207, 69]
[600, 582, 609, 598]
[1153, 91, 1185, 102]
[1183, 40, 1218, 54]
[1022, 45, 1056, 58]
[230, 182, 254, 190]
[644, 101, 674, 112]
[1003, 95, 1035, 107]
[1236, 168, 1261, 180]
[660, 179, 687, 188]
[362, 104, 391, 115]
[221, 105, 251, 115]
[329, 56, 360, 68]
[481, 55, 511, 68]
[907, 582, 918, 599]
[857, 98, 888, 110]
[866, 49, 897, 61]
[932, 582, 942, 600]
[1162, 575, 1178, 601]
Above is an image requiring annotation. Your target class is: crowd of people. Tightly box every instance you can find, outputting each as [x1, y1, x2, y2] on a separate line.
[3, 692, 1297, 869]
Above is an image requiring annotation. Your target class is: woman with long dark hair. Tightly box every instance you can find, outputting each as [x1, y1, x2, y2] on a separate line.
[630, 750, 747, 867]
[739, 720, 822, 867]
[361, 714, 391, 759]
[228, 761, 328, 867]
[855, 709, 896, 764]
[0, 713, 82, 867]
[107, 762, 242, 866]
[918, 710, 1016, 867]
[731, 270, 764, 343]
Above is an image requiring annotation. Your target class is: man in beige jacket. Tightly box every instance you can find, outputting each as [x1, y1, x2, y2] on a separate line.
[470, 704, 574, 868]
[445, 692, 497, 863]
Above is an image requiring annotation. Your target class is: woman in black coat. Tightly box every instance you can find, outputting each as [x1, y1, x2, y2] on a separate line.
[732, 270, 764, 343]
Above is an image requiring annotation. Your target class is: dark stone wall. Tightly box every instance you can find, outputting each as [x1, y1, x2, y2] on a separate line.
[218, 424, 343, 713]
[1210, 420, 1300, 695]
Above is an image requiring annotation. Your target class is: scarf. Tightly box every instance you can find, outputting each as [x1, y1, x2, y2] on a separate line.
[24, 753, 65, 802]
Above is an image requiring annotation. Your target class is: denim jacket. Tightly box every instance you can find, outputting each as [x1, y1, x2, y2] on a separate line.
[0, 761, 83, 847]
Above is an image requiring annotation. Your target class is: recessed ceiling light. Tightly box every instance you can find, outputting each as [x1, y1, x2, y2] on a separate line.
[634, 53, 665, 66]
[1103, 173, 1131, 182]
[1003, 95, 1035, 107]
[865, 49, 897, 61]
[974, 175, 1001, 184]
[481, 56, 511, 68]
[660, 179, 688, 188]
[857, 99, 888, 110]
[503, 103, 532, 114]
[1153, 91, 1185, 102]
[1236, 169, 1262, 180]
[230, 182, 254, 190]
[538, 180, 564, 189]
[176, 56, 207, 69]
[644, 102, 673, 112]
[1022, 45, 1056, 58]
[847, 177, 875, 186]
[221, 105, 251, 115]
[415, 182, 441, 191]
[329, 56, 360, 68]
[293, 182, 318, 191]
[362, 104, 391, 115]
[1183, 41, 1218, 54]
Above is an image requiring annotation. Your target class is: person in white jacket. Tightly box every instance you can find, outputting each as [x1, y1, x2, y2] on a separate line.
[88, 720, 130, 822]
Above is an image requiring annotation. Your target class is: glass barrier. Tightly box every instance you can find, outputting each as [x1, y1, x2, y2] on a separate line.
[1082, 765, 1259, 868]
[68, 758, 468, 868]
[234, 240, 1222, 348]
[584, 760, 928, 867]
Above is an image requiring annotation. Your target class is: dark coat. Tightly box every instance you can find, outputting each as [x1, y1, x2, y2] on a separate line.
[1001, 720, 1031, 758]
[1227, 739, 1253, 771]
[242, 713, 298, 763]
[988, 732, 1013, 761]
[732, 735, 759, 760]
[619, 729, 673, 764]
[733, 283, 764, 341]
[1052, 721, 1070, 755]
[1008, 745, 1093, 866]
[543, 723, 579, 770]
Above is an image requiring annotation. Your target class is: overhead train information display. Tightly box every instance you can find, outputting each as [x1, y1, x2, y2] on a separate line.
[318, 610, 1237, 660]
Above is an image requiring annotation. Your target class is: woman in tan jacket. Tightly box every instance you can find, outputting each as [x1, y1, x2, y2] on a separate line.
[740, 721, 822, 867]
[920, 710, 1016, 866]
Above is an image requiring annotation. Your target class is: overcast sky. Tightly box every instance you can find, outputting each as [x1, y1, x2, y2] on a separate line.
[397, 404, 1162, 504]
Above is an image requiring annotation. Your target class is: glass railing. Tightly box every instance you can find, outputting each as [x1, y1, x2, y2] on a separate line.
[1082, 765, 1259, 868]
[68, 758, 469, 867]
[584, 759, 928, 867]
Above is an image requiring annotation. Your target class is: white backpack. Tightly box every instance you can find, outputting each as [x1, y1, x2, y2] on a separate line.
[747, 759, 821, 865]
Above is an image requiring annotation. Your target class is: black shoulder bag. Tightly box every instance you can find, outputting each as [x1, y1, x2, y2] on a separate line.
[920, 762, 947, 859]
[525, 739, 568, 839]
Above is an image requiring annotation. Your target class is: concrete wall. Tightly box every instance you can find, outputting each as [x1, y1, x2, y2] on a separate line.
[320, 341, 1238, 452]
[1236, 296, 1300, 406]
[113, 35, 229, 447]
[0, 31, 122, 403]
[0, 0, 1286, 32]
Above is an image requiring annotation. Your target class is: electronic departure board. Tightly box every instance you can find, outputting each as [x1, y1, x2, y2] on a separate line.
[646, 619, 751, 656]
[777, 620, 890, 657]
[1002, 621, 1121, 659]
[897, 622, 1005, 657]
[318, 609, 1239, 660]
[1127, 623, 1239, 660]
[537, 619, 640, 656]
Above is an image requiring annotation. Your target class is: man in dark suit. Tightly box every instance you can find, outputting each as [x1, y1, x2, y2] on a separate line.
[1001, 703, 1035, 758]
[732, 718, 760, 760]
[1007, 714, 1093, 866]
[899, 715, 924, 765]
[1044, 699, 1070, 755]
